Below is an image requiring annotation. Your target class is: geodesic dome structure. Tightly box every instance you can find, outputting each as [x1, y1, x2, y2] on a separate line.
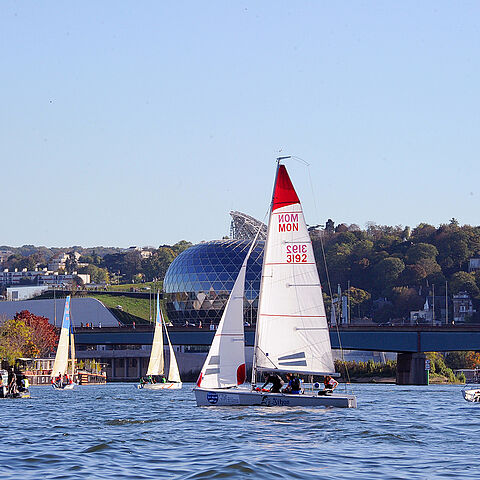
[163, 239, 264, 326]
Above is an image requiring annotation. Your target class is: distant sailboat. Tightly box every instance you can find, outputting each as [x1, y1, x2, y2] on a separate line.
[138, 293, 182, 390]
[194, 159, 357, 407]
[51, 296, 76, 390]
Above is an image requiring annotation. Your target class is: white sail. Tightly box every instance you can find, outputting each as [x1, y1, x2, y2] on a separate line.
[254, 164, 335, 376]
[197, 239, 258, 389]
[146, 294, 164, 376]
[164, 322, 181, 383]
[70, 332, 76, 378]
[51, 296, 71, 378]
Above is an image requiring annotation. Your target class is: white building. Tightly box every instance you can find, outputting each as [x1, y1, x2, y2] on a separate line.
[468, 258, 480, 273]
[0, 269, 90, 287]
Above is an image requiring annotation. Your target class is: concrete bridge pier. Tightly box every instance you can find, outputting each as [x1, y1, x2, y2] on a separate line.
[396, 353, 428, 385]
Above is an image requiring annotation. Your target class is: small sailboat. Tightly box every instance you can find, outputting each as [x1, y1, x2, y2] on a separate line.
[51, 296, 76, 390]
[194, 159, 357, 408]
[138, 293, 182, 390]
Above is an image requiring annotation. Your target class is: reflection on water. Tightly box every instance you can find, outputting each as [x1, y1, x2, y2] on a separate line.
[1, 383, 479, 479]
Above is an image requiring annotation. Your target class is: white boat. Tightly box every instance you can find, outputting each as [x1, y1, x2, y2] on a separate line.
[462, 387, 480, 402]
[137, 293, 182, 390]
[194, 159, 357, 408]
[51, 296, 76, 390]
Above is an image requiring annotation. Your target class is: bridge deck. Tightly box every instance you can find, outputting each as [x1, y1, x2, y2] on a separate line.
[74, 326, 480, 353]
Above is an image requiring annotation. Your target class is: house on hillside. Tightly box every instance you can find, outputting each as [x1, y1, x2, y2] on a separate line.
[452, 292, 476, 323]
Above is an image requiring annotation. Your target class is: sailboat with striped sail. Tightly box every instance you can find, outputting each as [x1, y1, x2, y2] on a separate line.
[138, 293, 182, 390]
[51, 295, 76, 390]
[194, 159, 357, 407]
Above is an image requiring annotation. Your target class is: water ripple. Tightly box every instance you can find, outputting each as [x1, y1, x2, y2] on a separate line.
[1, 383, 480, 479]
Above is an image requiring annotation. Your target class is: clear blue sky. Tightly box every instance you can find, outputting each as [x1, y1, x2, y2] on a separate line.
[1, 2, 479, 248]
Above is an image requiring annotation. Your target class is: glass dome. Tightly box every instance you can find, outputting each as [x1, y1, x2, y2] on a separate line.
[163, 239, 264, 326]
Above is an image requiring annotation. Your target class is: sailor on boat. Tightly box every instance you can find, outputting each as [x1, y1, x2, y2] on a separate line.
[283, 373, 302, 394]
[259, 372, 284, 393]
[318, 375, 338, 395]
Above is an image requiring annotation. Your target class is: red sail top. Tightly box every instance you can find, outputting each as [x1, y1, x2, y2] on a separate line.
[272, 164, 300, 211]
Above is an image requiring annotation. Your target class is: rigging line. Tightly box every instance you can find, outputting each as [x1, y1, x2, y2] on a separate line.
[306, 163, 353, 392]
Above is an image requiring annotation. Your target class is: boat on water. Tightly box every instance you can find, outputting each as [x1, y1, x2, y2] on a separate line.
[137, 293, 182, 390]
[51, 296, 76, 390]
[462, 387, 480, 402]
[194, 158, 357, 408]
[0, 369, 30, 399]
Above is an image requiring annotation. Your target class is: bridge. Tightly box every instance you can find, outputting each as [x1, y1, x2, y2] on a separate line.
[74, 325, 480, 385]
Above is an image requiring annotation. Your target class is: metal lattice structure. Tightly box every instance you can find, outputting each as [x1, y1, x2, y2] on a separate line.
[229, 211, 267, 241]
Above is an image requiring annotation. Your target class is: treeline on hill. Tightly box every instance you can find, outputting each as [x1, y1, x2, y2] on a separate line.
[3, 218, 480, 323]
[313, 219, 480, 323]
[1, 241, 192, 285]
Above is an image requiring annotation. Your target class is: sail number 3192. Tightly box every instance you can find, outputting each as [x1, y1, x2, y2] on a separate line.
[286, 244, 308, 263]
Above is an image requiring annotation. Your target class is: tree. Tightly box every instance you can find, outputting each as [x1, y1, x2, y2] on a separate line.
[13, 310, 59, 357]
[325, 219, 335, 233]
[390, 287, 424, 318]
[80, 264, 110, 284]
[410, 223, 436, 242]
[65, 252, 79, 274]
[405, 243, 438, 264]
[346, 287, 371, 318]
[465, 351, 480, 369]
[372, 257, 405, 294]
[142, 247, 176, 281]
[449, 271, 479, 297]
[171, 241, 192, 256]
[0, 317, 31, 364]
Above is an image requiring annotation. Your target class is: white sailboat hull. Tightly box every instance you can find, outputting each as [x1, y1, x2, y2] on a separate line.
[52, 383, 76, 390]
[137, 382, 182, 390]
[462, 388, 480, 402]
[194, 387, 357, 408]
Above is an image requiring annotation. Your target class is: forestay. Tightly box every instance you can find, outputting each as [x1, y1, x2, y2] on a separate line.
[51, 296, 71, 378]
[255, 165, 335, 375]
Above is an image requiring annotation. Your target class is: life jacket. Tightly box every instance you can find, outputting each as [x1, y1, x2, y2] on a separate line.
[290, 377, 301, 391]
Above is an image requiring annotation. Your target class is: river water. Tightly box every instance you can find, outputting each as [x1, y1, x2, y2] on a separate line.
[1, 383, 479, 479]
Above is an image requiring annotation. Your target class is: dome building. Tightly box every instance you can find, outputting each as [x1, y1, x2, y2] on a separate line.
[163, 239, 264, 326]
[164, 211, 267, 326]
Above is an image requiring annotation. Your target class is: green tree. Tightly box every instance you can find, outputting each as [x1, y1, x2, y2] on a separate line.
[449, 271, 479, 297]
[0, 317, 31, 364]
[372, 257, 405, 294]
[405, 243, 438, 264]
[142, 247, 176, 281]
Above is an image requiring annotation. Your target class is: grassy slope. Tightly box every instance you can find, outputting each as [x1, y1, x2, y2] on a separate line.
[105, 282, 163, 292]
[88, 294, 170, 323]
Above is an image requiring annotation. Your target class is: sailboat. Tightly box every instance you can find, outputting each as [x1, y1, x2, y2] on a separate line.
[51, 295, 76, 390]
[194, 159, 357, 408]
[138, 293, 182, 390]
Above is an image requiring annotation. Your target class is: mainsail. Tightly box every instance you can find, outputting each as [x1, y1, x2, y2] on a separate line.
[197, 238, 258, 389]
[146, 294, 165, 376]
[254, 164, 335, 376]
[51, 296, 71, 378]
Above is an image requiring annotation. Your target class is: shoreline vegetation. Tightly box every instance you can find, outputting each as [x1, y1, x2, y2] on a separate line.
[335, 358, 467, 384]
